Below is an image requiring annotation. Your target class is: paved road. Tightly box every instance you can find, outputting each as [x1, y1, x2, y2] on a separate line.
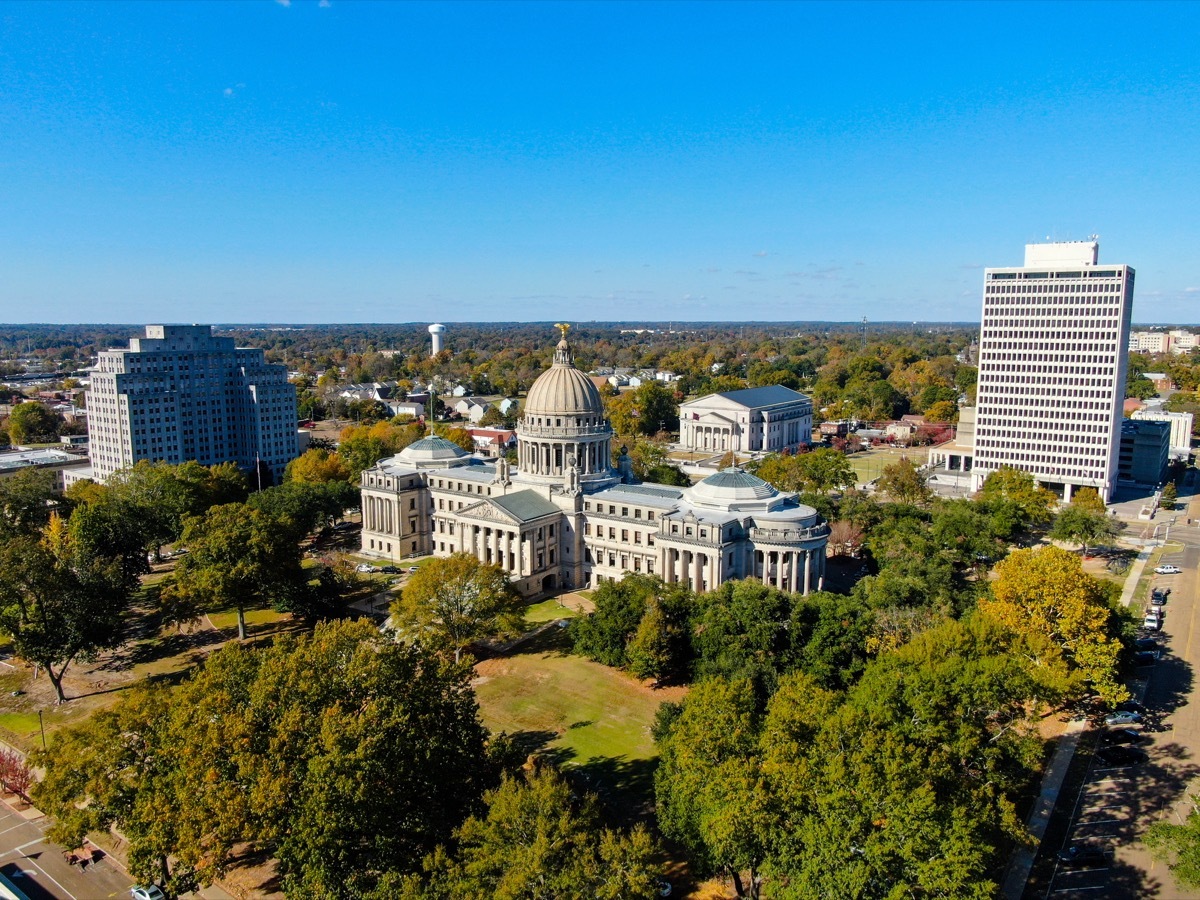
[0, 800, 131, 899]
[1039, 525, 1200, 898]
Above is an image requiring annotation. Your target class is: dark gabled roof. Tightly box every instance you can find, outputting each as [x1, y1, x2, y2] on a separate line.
[491, 490, 561, 523]
[713, 385, 810, 409]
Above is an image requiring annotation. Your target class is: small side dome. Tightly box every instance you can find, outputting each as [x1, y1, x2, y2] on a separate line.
[690, 467, 778, 503]
[395, 435, 469, 468]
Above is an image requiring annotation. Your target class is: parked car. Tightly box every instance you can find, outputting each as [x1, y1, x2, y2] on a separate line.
[1152, 593, 1167, 607]
[355, 564, 374, 573]
[380, 565, 401, 574]
[1134, 650, 1161, 666]
[132, 888, 167, 900]
[1057, 845, 1109, 867]
[1105, 711, 1143, 727]
[1096, 745, 1148, 766]
[1135, 637, 1159, 650]
[1103, 728, 1145, 745]
[1115, 700, 1145, 714]
[1143, 612, 1162, 631]
[1155, 565, 1182, 575]
[408, 566, 421, 573]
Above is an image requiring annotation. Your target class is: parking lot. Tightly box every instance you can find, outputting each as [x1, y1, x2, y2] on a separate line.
[1038, 539, 1200, 898]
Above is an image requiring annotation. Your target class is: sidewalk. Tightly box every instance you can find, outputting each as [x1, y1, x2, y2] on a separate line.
[1119, 546, 1155, 608]
[1000, 718, 1087, 900]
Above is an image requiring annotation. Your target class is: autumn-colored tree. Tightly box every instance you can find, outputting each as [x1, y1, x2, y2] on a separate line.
[339, 421, 426, 475]
[285, 447, 354, 484]
[923, 399, 958, 423]
[827, 520, 864, 557]
[875, 456, 933, 505]
[1162, 482, 1178, 508]
[1070, 486, 1107, 515]
[390, 554, 524, 662]
[980, 546, 1126, 703]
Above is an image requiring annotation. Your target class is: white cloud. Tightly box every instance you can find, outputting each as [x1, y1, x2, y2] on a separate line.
[1185, 286, 1199, 293]
[223, 87, 234, 97]
[753, 250, 769, 258]
[318, 0, 331, 6]
[275, 0, 291, 7]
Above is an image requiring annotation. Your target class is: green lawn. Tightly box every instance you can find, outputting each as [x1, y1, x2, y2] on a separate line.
[523, 598, 584, 624]
[208, 607, 290, 634]
[846, 446, 919, 485]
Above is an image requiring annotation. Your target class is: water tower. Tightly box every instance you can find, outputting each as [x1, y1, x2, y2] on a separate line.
[428, 323, 446, 357]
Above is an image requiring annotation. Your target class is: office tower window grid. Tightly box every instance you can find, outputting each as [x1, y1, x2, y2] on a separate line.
[972, 252, 1134, 503]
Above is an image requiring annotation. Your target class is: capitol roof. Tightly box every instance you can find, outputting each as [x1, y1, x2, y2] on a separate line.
[690, 468, 778, 504]
[523, 336, 605, 419]
[394, 435, 470, 468]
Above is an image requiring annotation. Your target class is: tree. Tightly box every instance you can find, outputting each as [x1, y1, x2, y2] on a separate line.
[795, 448, 856, 494]
[477, 406, 506, 428]
[7, 401, 60, 443]
[0, 467, 59, 539]
[626, 596, 688, 684]
[247, 480, 357, 544]
[166, 503, 307, 639]
[976, 466, 1057, 532]
[981, 546, 1126, 704]
[33, 621, 494, 899]
[0, 526, 132, 703]
[1049, 505, 1121, 557]
[390, 554, 524, 662]
[1145, 799, 1200, 888]
[923, 399, 958, 423]
[1070, 486, 1107, 515]
[339, 421, 425, 476]
[285, 447, 353, 484]
[1162, 482, 1178, 508]
[875, 456, 933, 505]
[655, 678, 774, 899]
[440, 426, 477, 452]
[409, 767, 660, 900]
[572, 574, 660, 668]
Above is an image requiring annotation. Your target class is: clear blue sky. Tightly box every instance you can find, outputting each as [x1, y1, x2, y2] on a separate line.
[1, 1, 1197, 324]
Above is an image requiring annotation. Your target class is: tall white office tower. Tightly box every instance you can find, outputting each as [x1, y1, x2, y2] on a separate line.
[428, 323, 446, 356]
[970, 241, 1134, 503]
[86, 325, 299, 483]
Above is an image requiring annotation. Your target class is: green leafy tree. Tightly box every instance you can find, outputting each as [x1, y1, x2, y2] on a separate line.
[876, 456, 933, 505]
[1162, 482, 1178, 507]
[390, 554, 524, 662]
[571, 574, 660, 668]
[7, 401, 61, 443]
[1049, 505, 1121, 556]
[0, 524, 132, 703]
[1146, 799, 1200, 889]
[626, 595, 689, 684]
[408, 767, 660, 900]
[795, 448, 856, 493]
[655, 678, 774, 899]
[976, 466, 1058, 532]
[166, 503, 307, 639]
[33, 621, 493, 899]
[247, 480, 357, 543]
[339, 421, 425, 475]
[0, 467, 60, 539]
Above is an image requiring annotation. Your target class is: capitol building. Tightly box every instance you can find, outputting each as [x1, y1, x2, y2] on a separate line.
[359, 328, 829, 597]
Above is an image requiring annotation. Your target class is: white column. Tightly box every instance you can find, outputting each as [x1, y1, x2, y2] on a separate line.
[803, 549, 812, 595]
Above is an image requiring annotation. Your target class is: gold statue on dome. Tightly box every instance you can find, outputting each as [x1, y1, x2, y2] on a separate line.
[554, 322, 571, 339]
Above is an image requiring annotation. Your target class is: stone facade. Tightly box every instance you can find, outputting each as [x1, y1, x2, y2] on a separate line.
[360, 329, 829, 598]
[678, 385, 813, 454]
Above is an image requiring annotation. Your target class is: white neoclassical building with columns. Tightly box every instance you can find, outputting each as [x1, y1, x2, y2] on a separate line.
[360, 327, 829, 598]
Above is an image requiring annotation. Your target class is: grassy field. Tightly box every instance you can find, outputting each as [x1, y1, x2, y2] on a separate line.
[523, 598, 584, 624]
[473, 629, 685, 816]
[846, 445, 922, 485]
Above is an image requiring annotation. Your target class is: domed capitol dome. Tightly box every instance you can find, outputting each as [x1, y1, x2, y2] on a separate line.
[517, 325, 615, 487]
[523, 334, 606, 420]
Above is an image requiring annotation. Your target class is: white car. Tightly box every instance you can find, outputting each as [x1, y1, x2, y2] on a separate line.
[355, 564, 374, 573]
[1155, 565, 1182, 575]
[131, 888, 166, 900]
[1144, 612, 1162, 631]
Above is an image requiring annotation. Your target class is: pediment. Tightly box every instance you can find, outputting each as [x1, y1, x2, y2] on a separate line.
[458, 500, 521, 526]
